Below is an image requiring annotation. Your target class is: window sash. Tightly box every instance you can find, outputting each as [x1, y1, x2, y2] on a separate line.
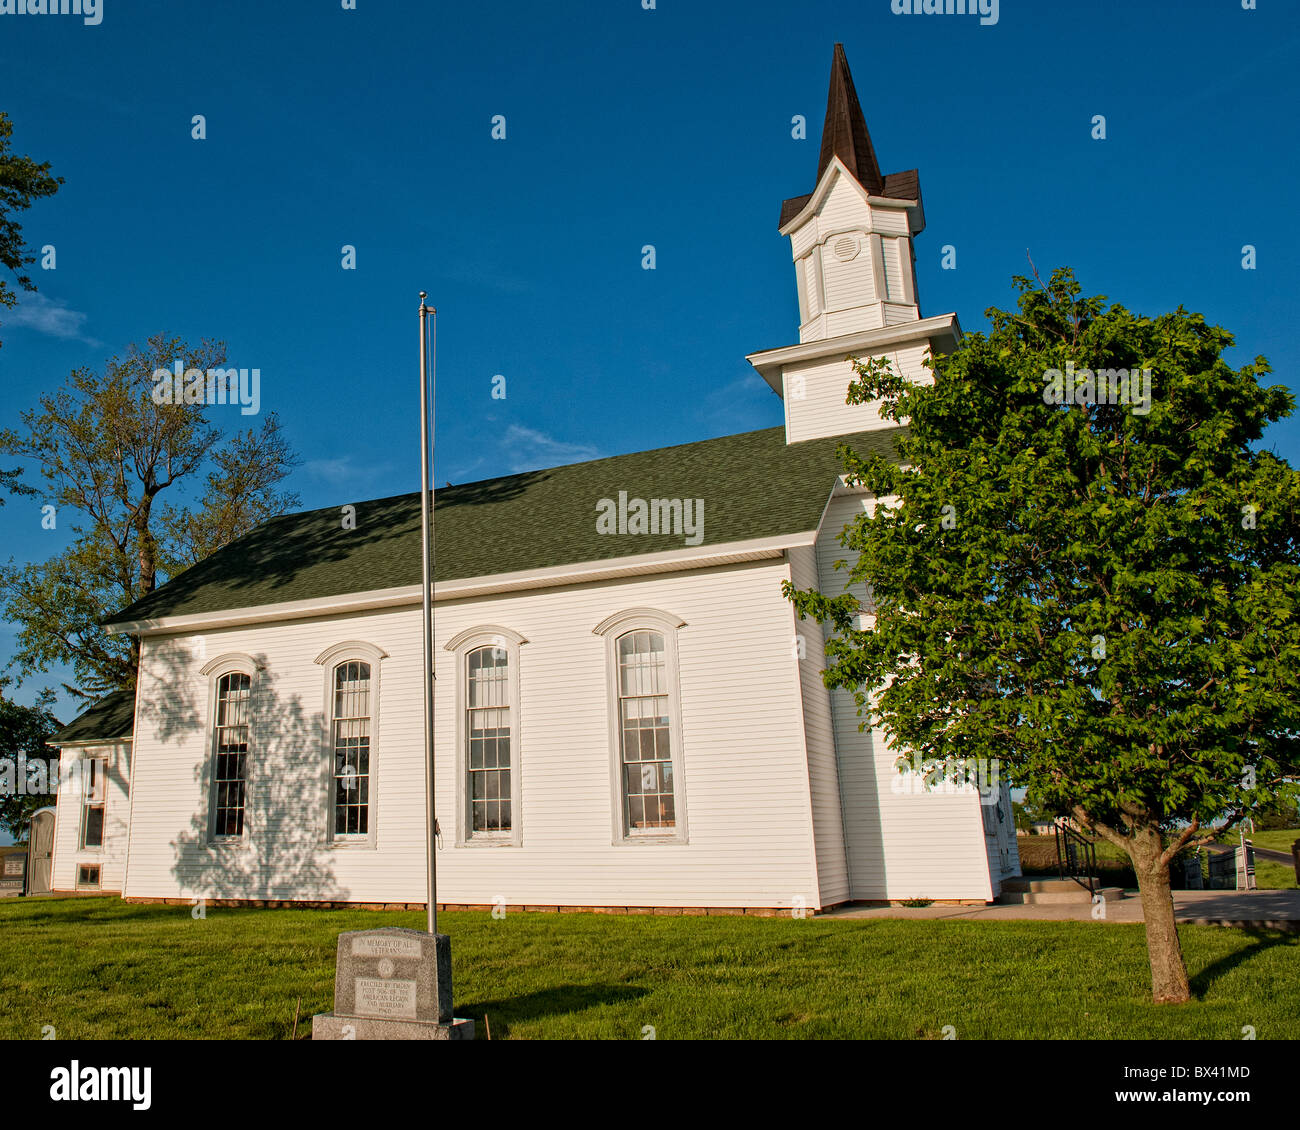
[211, 673, 250, 839]
[466, 647, 511, 834]
[332, 661, 371, 837]
[81, 804, 105, 849]
[80, 758, 106, 849]
[617, 631, 676, 832]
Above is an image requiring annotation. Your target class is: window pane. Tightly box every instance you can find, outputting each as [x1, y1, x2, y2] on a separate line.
[83, 805, 104, 848]
[618, 631, 666, 696]
[335, 661, 371, 720]
[331, 661, 372, 836]
[467, 646, 512, 833]
[212, 674, 251, 838]
[617, 632, 675, 831]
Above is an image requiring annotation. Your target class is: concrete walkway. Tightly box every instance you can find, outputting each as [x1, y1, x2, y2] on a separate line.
[819, 889, 1300, 929]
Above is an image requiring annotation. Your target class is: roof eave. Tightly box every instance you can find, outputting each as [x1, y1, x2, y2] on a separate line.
[746, 313, 963, 393]
[48, 734, 133, 749]
[778, 158, 924, 237]
[105, 531, 822, 638]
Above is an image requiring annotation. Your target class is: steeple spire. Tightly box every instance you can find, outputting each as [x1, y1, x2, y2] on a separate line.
[753, 42, 957, 447]
[816, 43, 883, 196]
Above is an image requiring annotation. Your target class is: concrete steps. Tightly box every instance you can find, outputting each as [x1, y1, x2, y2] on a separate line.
[997, 877, 1126, 905]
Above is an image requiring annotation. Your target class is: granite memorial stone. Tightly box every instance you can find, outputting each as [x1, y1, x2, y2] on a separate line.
[312, 927, 473, 1040]
[0, 850, 25, 897]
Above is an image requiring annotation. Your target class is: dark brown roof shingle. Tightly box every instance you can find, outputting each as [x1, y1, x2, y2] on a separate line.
[777, 45, 922, 229]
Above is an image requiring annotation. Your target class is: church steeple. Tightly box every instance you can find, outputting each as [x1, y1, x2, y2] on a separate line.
[748, 42, 960, 446]
[816, 43, 883, 197]
[773, 43, 927, 344]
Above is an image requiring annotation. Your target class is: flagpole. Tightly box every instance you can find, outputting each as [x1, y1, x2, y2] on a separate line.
[418, 291, 438, 936]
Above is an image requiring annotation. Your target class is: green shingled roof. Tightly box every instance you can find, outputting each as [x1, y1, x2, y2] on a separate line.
[108, 426, 895, 626]
[50, 688, 136, 746]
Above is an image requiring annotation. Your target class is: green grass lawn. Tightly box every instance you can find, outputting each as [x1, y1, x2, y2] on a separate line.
[1249, 829, 1300, 855]
[1216, 829, 1298, 890]
[1253, 858, 1297, 890]
[1242, 829, 1298, 890]
[1, 897, 1296, 1040]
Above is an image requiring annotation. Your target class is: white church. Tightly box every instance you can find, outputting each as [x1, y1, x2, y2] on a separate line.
[48, 45, 1019, 913]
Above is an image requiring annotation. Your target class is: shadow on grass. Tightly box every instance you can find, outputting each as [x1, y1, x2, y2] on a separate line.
[3, 898, 184, 928]
[461, 984, 648, 1038]
[1190, 928, 1299, 999]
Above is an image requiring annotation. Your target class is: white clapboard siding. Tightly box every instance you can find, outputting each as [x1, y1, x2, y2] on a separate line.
[51, 740, 132, 894]
[789, 174, 880, 340]
[790, 218, 819, 260]
[870, 206, 910, 236]
[823, 306, 885, 339]
[980, 781, 1022, 896]
[820, 231, 876, 314]
[122, 558, 826, 909]
[786, 172, 921, 344]
[814, 491, 994, 901]
[881, 237, 906, 303]
[784, 344, 933, 444]
[788, 545, 849, 906]
[815, 172, 871, 235]
[797, 254, 823, 324]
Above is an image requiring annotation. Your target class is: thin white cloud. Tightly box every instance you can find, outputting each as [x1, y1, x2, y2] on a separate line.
[698, 371, 778, 432]
[5, 292, 100, 346]
[498, 424, 600, 474]
[304, 455, 393, 487]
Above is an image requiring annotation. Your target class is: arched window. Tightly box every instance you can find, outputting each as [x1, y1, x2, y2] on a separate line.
[445, 625, 526, 846]
[332, 661, 371, 837]
[314, 641, 387, 844]
[212, 671, 251, 839]
[466, 647, 510, 834]
[593, 608, 688, 843]
[616, 630, 674, 831]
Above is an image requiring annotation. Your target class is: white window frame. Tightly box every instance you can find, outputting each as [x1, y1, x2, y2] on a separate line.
[445, 625, 526, 848]
[593, 608, 689, 845]
[77, 755, 107, 852]
[200, 653, 262, 845]
[314, 641, 387, 848]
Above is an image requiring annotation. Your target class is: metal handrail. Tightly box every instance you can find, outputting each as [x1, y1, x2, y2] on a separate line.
[1054, 819, 1099, 894]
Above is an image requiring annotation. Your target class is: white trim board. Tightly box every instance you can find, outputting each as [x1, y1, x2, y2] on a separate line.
[105, 532, 818, 637]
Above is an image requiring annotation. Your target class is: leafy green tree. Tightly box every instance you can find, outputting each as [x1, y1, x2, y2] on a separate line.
[1248, 790, 1300, 831]
[0, 335, 300, 698]
[1013, 796, 1053, 833]
[0, 110, 61, 331]
[0, 466, 32, 506]
[0, 682, 61, 842]
[0, 109, 62, 500]
[786, 268, 1300, 1004]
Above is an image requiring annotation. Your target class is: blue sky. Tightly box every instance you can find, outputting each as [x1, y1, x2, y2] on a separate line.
[1, 0, 1297, 724]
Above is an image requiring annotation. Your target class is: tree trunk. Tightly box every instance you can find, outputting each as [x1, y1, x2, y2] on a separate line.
[136, 495, 157, 595]
[1128, 827, 1191, 1004]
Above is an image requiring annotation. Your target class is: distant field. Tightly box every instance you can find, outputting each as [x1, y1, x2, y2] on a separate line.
[0, 897, 1296, 1040]
[1249, 829, 1300, 855]
[1016, 831, 1297, 891]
